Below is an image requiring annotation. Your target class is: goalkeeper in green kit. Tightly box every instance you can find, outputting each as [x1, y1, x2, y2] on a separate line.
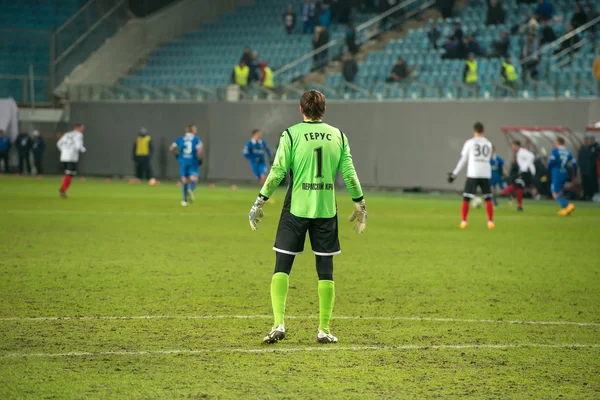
[248, 90, 367, 344]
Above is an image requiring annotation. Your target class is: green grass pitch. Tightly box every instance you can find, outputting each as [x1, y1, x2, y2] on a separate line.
[1, 176, 599, 399]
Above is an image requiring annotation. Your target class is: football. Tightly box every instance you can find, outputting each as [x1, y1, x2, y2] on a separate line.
[471, 196, 483, 208]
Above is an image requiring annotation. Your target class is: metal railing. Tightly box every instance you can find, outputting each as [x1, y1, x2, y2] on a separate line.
[519, 15, 600, 66]
[0, 1, 129, 105]
[273, 0, 435, 81]
[66, 78, 599, 103]
[51, 0, 130, 93]
[0, 74, 51, 106]
[0, 28, 53, 103]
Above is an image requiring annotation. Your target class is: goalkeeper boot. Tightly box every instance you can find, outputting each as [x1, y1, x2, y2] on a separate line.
[263, 324, 286, 344]
[317, 330, 338, 344]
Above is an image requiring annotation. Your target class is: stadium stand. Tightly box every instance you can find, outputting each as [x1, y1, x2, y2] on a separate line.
[325, 0, 599, 99]
[122, 0, 375, 92]
[0, 0, 127, 104]
[0, 0, 87, 103]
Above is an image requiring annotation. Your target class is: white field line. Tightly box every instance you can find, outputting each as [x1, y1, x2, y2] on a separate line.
[1, 314, 599, 327]
[2, 209, 600, 219]
[1, 343, 599, 359]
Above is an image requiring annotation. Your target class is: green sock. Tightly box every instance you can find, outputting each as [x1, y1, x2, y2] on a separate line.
[318, 280, 335, 334]
[270, 272, 289, 328]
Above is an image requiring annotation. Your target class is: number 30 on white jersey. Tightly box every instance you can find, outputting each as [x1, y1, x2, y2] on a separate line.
[452, 137, 493, 179]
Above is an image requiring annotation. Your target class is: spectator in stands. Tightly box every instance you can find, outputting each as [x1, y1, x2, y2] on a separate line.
[540, 20, 557, 45]
[346, 24, 359, 54]
[490, 31, 510, 57]
[535, 0, 553, 22]
[585, 4, 597, 33]
[486, 0, 505, 25]
[232, 59, 250, 87]
[260, 62, 275, 89]
[284, 6, 297, 35]
[555, 24, 580, 54]
[241, 47, 253, 66]
[521, 33, 540, 81]
[578, 134, 600, 200]
[249, 51, 261, 83]
[428, 23, 441, 49]
[451, 22, 464, 43]
[15, 131, 32, 175]
[442, 36, 458, 59]
[501, 56, 518, 93]
[463, 53, 479, 87]
[32, 130, 45, 177]
[317, 1, 332, 27]
[570, 2, 587, 29]
[342, 52, 358, 83]
[466, 34, 485, 57]
[386, 57, 412, 82]
[302, 0, 316, 34]
[337, 0, 352, 24]
[312, 25, 330, 71]
[594, 48, 600, 94]
[0, 130, 10, 173]
[511, 14, 537, 35]
[527, 14, 540, 34]
[436, 0, 455, 19]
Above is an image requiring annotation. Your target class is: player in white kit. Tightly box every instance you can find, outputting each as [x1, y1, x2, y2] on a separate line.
[447, 122, 495, 229]
[499, 140, 536, 211]
[56, 123, 86, 198]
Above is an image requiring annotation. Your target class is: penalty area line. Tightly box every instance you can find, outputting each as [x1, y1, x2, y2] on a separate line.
[1, 343, 599, 359]
[0, 315, 599, 327]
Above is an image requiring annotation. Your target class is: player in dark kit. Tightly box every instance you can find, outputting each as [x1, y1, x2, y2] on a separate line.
[248, 90, 367, 344]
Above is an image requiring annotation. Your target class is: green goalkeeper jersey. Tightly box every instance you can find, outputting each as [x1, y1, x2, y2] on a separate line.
[259, 120, 363, 219]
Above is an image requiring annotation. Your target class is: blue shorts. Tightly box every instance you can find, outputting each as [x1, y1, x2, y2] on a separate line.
[251, 162, 267, 179]
[551, 171, 568, 194]
[491, 175, 505, 189]
[179, 161, 199, 178]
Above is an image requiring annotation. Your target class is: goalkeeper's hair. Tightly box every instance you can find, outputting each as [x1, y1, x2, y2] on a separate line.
[300, 90, 326, 120]
[556, 136, 566, 145]
[473, 121, 484, 134]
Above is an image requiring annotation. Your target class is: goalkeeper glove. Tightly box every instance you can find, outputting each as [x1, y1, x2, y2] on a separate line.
[348, 199, 367, 234]
[249, 195, 266, 231]
[447, 172, 456, 183]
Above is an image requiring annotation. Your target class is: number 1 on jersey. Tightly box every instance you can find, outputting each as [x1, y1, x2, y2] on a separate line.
[314, 147, 323, 178]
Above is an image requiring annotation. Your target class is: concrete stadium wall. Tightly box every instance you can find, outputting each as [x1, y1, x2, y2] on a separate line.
[67, 99, 600, 189]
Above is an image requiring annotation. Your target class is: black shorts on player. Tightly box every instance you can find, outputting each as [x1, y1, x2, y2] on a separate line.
[62, 162, 78, 176]
[514, 172, 533, 189]
[273, 209, 341, 256]
[463, 178, 492, 201]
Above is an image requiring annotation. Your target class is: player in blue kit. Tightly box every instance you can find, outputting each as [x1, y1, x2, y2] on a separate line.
[169, 124, 204, 207]
[490, 146, 506, 206]
[243, 129, 272, 184]
[548, 137, 577, 216]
